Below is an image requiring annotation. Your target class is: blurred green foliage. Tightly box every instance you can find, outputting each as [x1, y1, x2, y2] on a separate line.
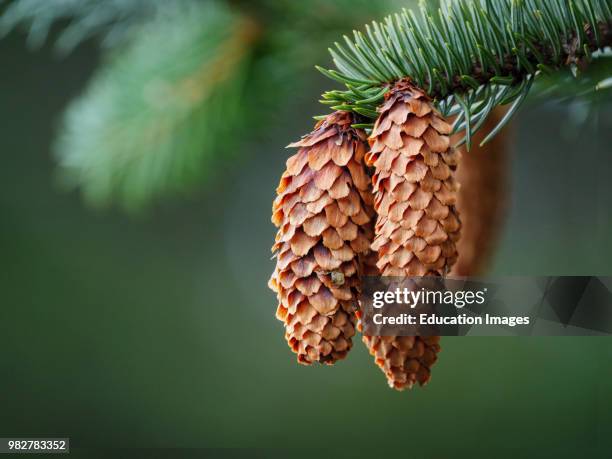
[55, 1, 253, 210]
[0, 0, 168, 52]
[0, 0, 405, 211]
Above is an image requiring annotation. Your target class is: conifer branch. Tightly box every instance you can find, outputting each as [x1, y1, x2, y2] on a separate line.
[0, 0, 170, 53]
[54, 2, 258, 211]
[317, 0, 612, 146]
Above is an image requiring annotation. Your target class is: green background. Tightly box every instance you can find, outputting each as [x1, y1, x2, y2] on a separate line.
[1, 17, 612, 458]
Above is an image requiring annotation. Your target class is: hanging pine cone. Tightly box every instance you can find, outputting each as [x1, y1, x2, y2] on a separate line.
[269, 111, 374, 365]
[362, 80, 461, 390]
[452, 106, 509, 276]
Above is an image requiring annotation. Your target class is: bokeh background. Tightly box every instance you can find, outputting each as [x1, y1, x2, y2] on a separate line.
[1, 1, 612, 457]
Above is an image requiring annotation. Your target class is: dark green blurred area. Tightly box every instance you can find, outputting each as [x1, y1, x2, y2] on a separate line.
[2, 20, 612, 459]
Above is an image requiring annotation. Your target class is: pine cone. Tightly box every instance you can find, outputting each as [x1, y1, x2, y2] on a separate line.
[452, 106, 509, 276]
[362, 80, 461, 390]
[269, 111, 374, 365]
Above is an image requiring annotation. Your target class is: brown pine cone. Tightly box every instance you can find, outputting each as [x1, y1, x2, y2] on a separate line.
[269, 111, 374, 365]
[362, 80, 461, 390]
[451, 106, 509, 276]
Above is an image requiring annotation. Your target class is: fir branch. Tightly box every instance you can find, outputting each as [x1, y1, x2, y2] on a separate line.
[0, 0, 177, 53]
[318, 0, 612, 146]
[54, 1, 259, 211]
